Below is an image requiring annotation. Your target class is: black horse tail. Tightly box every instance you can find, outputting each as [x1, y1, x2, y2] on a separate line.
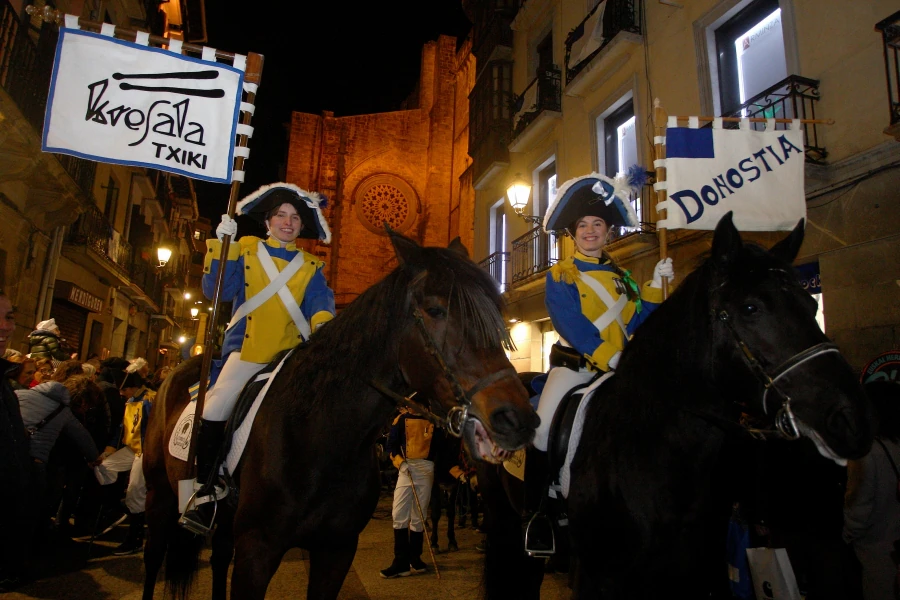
[163, 524, 205, 599]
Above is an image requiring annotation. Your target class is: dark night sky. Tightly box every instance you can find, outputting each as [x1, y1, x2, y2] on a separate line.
[193, 2, 472, 224]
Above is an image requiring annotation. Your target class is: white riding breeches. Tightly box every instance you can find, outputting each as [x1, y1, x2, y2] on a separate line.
[201, 352, 267, 421]
[94, 447, 146, 513]
[533, 366, 595, 452]
[391, 458, 435, 532]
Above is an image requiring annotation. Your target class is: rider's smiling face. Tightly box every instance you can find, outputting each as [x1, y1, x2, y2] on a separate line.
[265, 203, 303, 244]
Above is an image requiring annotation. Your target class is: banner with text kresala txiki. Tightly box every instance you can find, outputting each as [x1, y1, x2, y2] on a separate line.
[657, 120, 806, 231]
[42, 29, 244, 184]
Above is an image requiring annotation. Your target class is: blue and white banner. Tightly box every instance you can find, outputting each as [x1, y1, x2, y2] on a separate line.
[657, 119, 805, 231]
[42, 28, 245, 184]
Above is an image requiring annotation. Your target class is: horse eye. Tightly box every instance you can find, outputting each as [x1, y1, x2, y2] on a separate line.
[425, 306, 447, 319]
[740, 304, 758, 316]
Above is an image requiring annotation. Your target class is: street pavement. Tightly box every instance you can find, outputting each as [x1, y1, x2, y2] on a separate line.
[6, 492, 572, 599]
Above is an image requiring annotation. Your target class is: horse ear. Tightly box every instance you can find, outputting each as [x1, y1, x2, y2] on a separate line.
[447, 237, 469, 259]
[710, 212, 742, 270]
[389, 228, 423, 268]
[769, 219, 805, 265]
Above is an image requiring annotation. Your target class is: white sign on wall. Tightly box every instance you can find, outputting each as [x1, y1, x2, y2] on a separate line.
[42, 29, 244, 184]
[657, 121, 806, 231]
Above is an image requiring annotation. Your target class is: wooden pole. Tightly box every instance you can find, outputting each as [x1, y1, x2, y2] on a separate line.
[185, 52, 265, 475]
[653, 98, 669, 300]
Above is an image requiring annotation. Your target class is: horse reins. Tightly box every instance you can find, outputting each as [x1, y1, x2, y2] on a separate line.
[370, 295, 519, 438]
[714, 308, 840, 440]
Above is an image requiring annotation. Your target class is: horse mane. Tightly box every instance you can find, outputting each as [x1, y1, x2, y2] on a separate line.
[277, 243, 513, 414]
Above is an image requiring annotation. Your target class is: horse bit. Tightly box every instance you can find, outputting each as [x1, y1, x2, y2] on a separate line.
[370, 300, 516, 439]
[715, 308, 839, 440]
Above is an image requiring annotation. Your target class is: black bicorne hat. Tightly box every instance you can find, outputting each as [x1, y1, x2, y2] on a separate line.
[236, 183, 332, 243]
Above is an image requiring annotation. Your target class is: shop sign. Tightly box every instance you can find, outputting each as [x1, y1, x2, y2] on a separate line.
[861, 351, 900, 384]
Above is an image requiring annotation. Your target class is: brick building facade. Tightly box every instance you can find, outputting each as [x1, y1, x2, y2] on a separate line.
[283, 35, 475, 309]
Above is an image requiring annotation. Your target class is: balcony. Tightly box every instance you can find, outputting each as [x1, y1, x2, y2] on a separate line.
[469, 61, 514, 189]
[564, 0, 641, 97]
[510, 225, 564, 288]
[65, 204, 134, 285]
[0, 0, 97, 201]
[722, 75, 826, 163]
[509, 66, 562, 153]
[876, 11, 900, 140]
[472, 11, 514, 70]
[479, 251, 509, 292]
[125, 260, 163, 313]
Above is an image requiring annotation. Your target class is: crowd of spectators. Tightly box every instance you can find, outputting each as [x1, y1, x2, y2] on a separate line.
[0, 321, 173, 591]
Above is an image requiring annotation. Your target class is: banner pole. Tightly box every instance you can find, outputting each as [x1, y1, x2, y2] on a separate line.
[186, 52, 264, 475]
[653, 98, 669, 300]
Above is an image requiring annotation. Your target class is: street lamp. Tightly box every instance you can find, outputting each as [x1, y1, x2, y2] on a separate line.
[506, 173, 542, 225]
[157, 246, 172, 268]
[190, 307, 199, 319]
[178, 335, 187, 344]
[184, 292, 191, 300]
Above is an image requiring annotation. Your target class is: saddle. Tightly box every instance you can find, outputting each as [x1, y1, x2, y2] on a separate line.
[521, 377, 594, 558]
[211, 348, 295, 505]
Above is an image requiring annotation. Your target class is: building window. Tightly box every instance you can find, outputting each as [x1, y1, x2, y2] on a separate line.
[490, 198, 508, 291]
[713, 0, 786, 115]
[597, 97, 641, 227]
[470, 61, 513, 149]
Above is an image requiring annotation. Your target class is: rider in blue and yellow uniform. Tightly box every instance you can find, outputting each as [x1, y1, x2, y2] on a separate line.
[534, 173, 674, 452]
[180, 183, 335, 534]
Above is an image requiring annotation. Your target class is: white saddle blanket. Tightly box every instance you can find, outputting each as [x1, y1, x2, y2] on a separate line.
[167, 350, 293, 475]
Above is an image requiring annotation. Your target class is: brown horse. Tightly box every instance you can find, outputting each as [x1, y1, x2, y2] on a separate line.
[141, 231, 538, 599]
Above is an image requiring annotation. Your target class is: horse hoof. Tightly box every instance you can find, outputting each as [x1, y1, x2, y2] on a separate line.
[448, 542, 459, 552]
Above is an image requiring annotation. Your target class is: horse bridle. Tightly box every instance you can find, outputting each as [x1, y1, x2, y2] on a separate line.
[370, 299, 518, 439]
[715, 308, 840, 440]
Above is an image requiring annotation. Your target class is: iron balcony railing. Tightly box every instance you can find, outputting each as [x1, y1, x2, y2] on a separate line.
[130, 259, 165, 308]
[876, 11, 900, 127]
[479, 251, 509, 292]
[510, 225, 564, 285]
[0, 0, 97, 198]
[722, 75, 826, 163]
[564, 0, 641, 85]
[67, 204, 134, 278]
[511, 66, 561, 140]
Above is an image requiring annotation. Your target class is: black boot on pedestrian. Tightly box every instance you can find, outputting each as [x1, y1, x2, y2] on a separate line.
[113, 511, 144, 556]
[379, 528, 411, 578]
[408, 529, 427, 574]
[179, 419, 228, 536]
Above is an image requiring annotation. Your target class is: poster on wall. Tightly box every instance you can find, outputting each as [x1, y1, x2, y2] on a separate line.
[42, 28, 244, 184]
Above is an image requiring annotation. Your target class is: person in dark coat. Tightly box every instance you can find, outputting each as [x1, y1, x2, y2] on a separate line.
[26, 319, 70, 366]
[0, 293, 33, 591]
[844, 380, 900, 600]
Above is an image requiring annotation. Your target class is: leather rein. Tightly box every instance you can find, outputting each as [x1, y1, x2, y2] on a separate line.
[370, 291, 517, 439]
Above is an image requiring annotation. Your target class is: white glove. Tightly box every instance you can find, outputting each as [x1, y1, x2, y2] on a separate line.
[468, 475, 478, 491]
[216, 214, 238, 241]
[650, 258, 675, 289]
[607, 351, 621, 370]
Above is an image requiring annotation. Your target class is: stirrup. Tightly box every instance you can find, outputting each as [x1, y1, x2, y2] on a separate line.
[524, 512, 556, 558]
[178, 486, 225, 536]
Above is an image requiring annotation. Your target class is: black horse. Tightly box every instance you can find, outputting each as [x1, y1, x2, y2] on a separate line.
[482, 214, 874, 599]
[142, 231, 538, 600]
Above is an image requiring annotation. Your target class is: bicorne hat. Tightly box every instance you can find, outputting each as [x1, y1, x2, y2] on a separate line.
[235, 183, 332, 244]
[543, 173, 639, 234]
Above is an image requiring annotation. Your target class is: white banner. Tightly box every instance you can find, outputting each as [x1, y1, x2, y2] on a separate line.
[657, 122, 806, 231]
[42, 29, 244, 184]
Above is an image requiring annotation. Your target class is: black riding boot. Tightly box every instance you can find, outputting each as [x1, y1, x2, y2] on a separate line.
[379, 528, 412, 578]
[113, 511, 144, 556]
[409, 529, 427, 574]
[523, 448, 555, 556]
[179, 419, 227, 535]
